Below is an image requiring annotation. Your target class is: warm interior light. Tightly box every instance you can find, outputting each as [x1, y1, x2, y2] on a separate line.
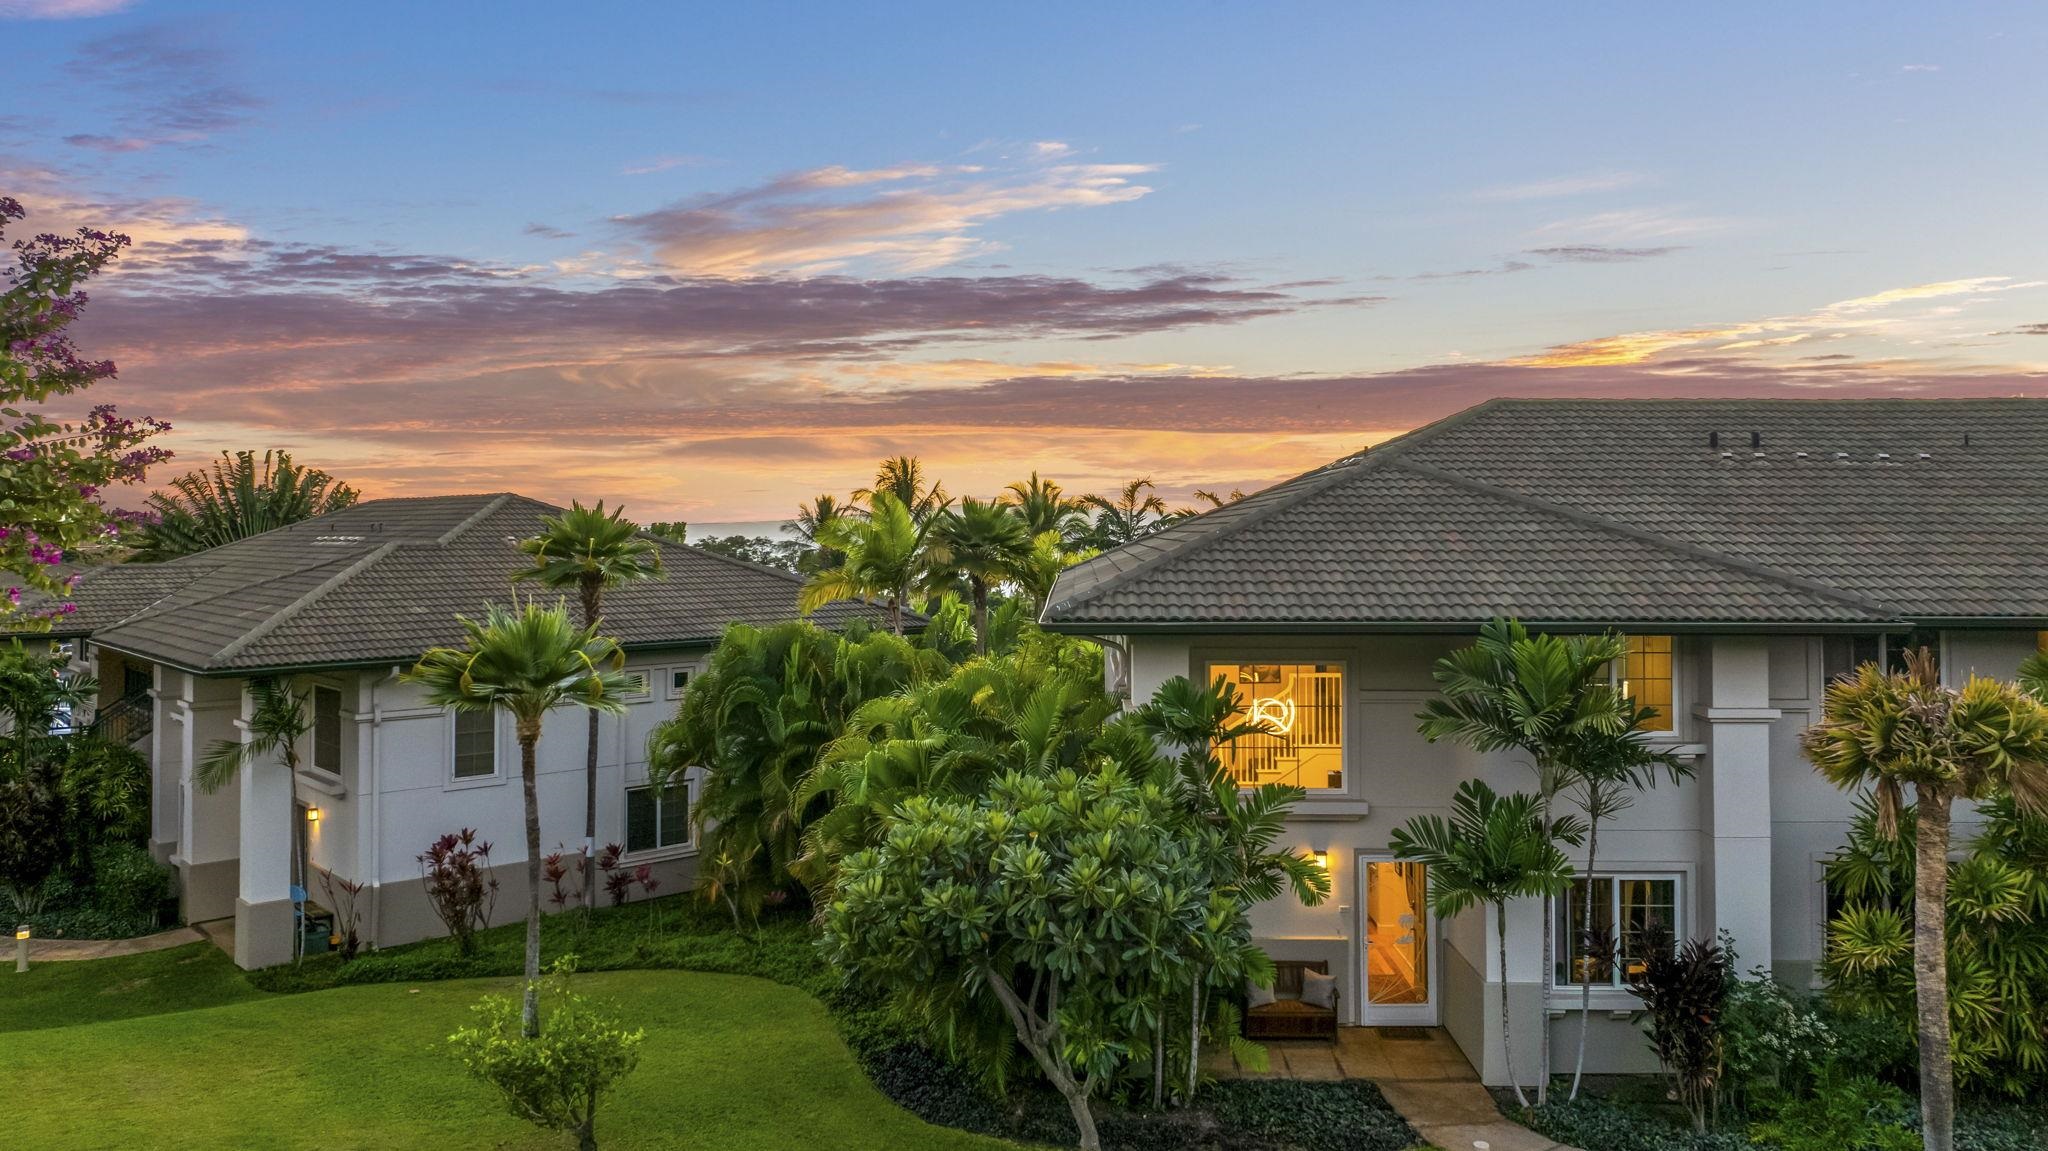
[1247, 694, 1297, 734]
[305, 807, 320, 823]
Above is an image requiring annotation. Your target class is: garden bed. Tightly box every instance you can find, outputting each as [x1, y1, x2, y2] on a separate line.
[1492, 1080, 2048, 1151]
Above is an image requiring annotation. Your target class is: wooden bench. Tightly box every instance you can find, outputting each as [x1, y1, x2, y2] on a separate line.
[1244, 959, 1339, 1040]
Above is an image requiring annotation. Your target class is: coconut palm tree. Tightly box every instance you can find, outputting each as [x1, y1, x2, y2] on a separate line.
[856, 456, 950, 524]
[1003, 472, 1087, 542]
[196, 677, 312, 962]
[1390, 779, 1582, 1107]
[927, 498, 1029, 654]
[799, 492, 935, 635]
[514, 501, 661, 911]
[1417, 618, 1631, 1103]
[406, 600, 636, 1036]
[136, 450, 358, 561]
[1078, 478, 1172, 548]
[1804, 649, 2048, 1151]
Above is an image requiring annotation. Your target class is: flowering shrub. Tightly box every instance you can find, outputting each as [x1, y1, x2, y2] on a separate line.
[0, 198, 171, 620]
[420, 829, 498, 955]
[1721, 965, 1837, 1110]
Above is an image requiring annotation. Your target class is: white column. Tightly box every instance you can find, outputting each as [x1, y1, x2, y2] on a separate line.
[1703, 637, 1779, 965]
[234, 683, 296, 968]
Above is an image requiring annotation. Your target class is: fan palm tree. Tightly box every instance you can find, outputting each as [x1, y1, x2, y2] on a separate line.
[1417, 617, 1631, 1103]
[799, 492, 935, 635]
[856, 455, 950, 524]
[1003, 472, 1087, 541]
[405, 600, 636, 1036]
[514, 501, 662, 912]
[196, 677, 311, 962]
[136, 450, 358, 561]
[1078, 478, 1171, 548]
[927, 498, 1029, 654]
[1390, 779, 1582, 1107]
[1805, 649, 2048, 1151]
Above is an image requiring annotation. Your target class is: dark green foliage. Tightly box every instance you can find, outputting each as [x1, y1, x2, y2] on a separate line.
[693, 533, 810, 571]
[1748, 1069, 1918, 1151]
[1201, 1079, 1420, 1151]
[1511, 1083, 2042, 1151]
[134, 449, 358, 561]
[1504, 1089, 1756, 1151]
[87, 840, 173, 927]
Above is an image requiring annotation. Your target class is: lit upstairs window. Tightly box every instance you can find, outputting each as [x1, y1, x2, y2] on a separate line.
[1207, 662, 1344, 790]
[1616, 635, 1674, 733]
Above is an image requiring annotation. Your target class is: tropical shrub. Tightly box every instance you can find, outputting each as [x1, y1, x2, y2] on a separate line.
[420, 829, 499, 956]
[133, 449, 358, 561]
[646, 619, 944, 919]
[88, 841, 172, 927]
[1825, 793, 2048, 1096]
[1721, 966, 1837, 1111]
[317, 866, 365, 960]
[0, 759, 65, 914]
[448, 958, 645, 1151]
[820, 765, 1250, 1151]
[1747, 1068, 1917, 1151]
[1628, 935, 1734, 1133]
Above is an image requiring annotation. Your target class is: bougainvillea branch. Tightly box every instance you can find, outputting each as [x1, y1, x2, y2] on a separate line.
[0, 195, 172, 622]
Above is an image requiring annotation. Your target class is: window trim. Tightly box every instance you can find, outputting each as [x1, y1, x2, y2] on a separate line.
[1200, 657, 1350, 795]
[622, 774, 695, 859]
[664, 666, 695, 701]
[1612, 634, 1679, 738]
[1551, 871, 1685, 992]
[447, 706, 502, 788]
[306, 682, 346, 782]
[616, 670, 653, 701]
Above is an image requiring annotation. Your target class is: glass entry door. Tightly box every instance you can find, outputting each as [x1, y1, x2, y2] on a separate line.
[1359, 857, 1438, 1025]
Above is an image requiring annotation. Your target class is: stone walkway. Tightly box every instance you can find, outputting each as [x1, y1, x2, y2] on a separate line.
[24, 924, 204, 962]
[1214, 1029, 1585, 1151]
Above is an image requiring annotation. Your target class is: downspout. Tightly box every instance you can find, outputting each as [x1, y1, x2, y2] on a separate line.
[366, 665, 399, 948]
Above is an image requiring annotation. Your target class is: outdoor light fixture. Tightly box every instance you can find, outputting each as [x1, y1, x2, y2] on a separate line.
[14, 924, 27, 974]
[13, 926, 26, 940]
[305, 806, 320, 823]
[1309, 850, 1329, 870]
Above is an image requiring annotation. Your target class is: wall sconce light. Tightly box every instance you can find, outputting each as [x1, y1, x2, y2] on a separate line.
[304, 806, 320, 823]
[1309, 849, 1329, 870]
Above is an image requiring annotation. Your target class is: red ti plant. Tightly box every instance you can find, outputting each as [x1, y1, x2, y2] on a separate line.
[317, 867, 367, 961]
[540, 844, 590, 910]
[420, 829, 499, 956]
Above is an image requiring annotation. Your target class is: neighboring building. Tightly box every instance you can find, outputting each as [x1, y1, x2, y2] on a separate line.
[1040, 398, 2048, 1084]
[54, 493, 880, 970]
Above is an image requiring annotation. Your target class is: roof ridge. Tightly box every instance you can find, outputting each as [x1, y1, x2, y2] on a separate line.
[211, 542, 402, 664]
[1386, 460, 1899, 618]
[436, 493, 516, 545]
[652, 532, 804, 587]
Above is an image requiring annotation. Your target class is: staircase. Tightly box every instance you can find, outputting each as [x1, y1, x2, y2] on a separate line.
[88, 692, 154, 748]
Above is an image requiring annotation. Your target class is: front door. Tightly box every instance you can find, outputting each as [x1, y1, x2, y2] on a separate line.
[1359, 856, 1438, 1025]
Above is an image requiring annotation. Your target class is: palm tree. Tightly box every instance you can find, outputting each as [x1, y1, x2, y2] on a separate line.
[514, 501, 661, 912]
[405, 600, 637, 1036]
[1804, 649, 2048, 1151]
[196, 678, 311, 962]
[1015, 531, 1095, 615]
[1078, 478, 1171, 548]
[1390, 779, 1582, 1107]
[1003, 472, 1087, 541]
[1562, 708, 1687, 1098]
[799, 492, 935, 635]
[1417, 618, 1631, 1103]
[1189, 487, 1247, 509]
[856, 456, 950, 524]
[136, 450, 358, 560]
[927, 498, 1029, 654]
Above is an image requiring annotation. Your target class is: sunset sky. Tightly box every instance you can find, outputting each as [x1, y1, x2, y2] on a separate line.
[6, 1, 2046, 527]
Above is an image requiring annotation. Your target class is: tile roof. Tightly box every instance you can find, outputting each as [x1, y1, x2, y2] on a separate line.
[1043, 398, 2048, 630]
[65, 494, 885, 673]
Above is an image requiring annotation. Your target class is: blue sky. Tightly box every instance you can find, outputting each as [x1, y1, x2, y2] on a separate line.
[5, 1, 2045, 521]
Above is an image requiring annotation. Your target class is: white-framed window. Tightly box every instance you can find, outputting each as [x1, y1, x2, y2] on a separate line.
[665, 667, 693, 700]
[618, 671, 652, 700]
[1554, 873, 1682, 988]
[1204, 661, 1345, 791]
[1612, 635, 1676, 735]
[311, 685, 344, 777]
[624, 779, 690, 854]
[452, 708, 498, 780]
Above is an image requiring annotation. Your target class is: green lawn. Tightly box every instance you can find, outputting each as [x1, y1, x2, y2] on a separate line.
[2, 940, 264, 1031]
[4, 965, 1021, 1151]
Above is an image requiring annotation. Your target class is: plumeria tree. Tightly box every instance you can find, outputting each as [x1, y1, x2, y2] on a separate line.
[0, 196, 171, 620]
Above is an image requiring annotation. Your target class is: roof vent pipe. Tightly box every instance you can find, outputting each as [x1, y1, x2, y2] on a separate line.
[1751, 431, 1761, 449]
[1708, 431, 1720, 450]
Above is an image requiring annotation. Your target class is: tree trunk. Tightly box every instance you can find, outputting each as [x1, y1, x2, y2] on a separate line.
[1186, 972, 1204, 1103]
[1152, 1010, 1165, 1108]
[888, 593, 903, 636]
[1571, 810, 1599, 1099]
[1500, 899, 1528, 1107]
[988, 971, 1100, 1151]
[971, 578, 990, 655]
[1534, 773, 1560, 1105]
[520, 730, 543, 1038]
[580, 580, 602, 915]
[577, 1118, 597, 1151]
[1914, 789, 1954, 1151]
